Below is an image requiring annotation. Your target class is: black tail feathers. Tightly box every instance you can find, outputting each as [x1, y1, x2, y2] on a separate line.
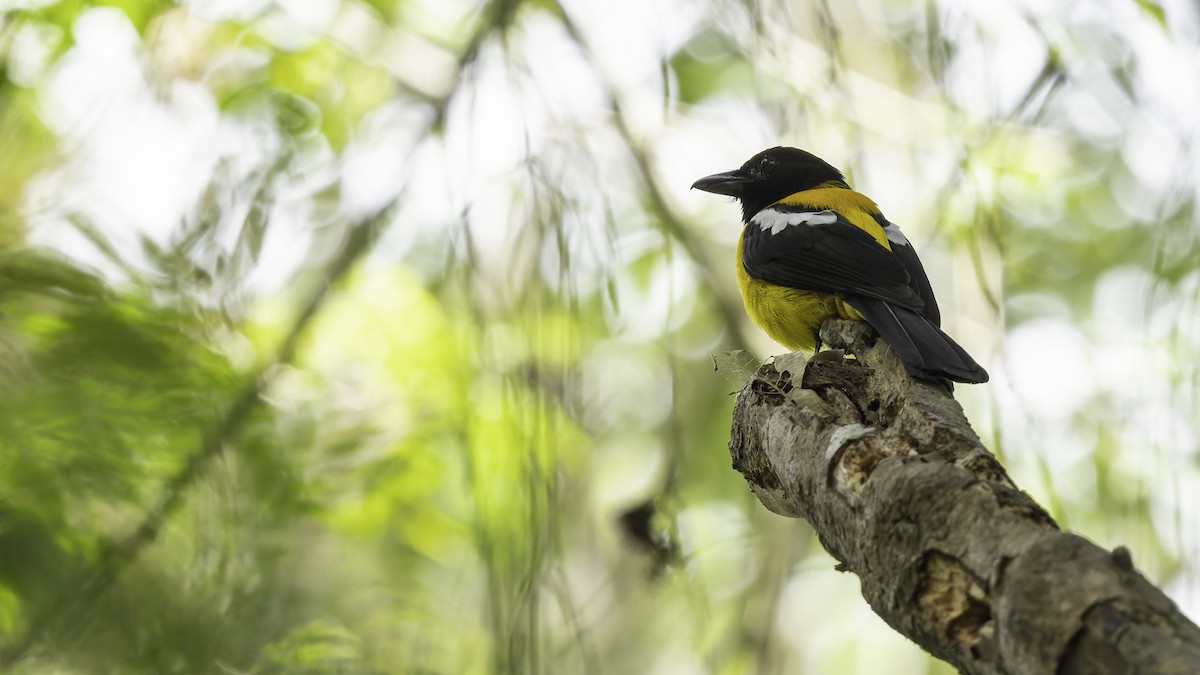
[851, 298, 989, 384]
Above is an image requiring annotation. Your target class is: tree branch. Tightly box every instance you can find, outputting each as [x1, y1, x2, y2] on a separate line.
[729, 319, 1200, 674]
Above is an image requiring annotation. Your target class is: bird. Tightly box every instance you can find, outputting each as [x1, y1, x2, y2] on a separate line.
[692, 146, 988, 384]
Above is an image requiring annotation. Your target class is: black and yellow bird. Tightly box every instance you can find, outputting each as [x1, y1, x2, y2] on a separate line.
[692, 147, 988, 384]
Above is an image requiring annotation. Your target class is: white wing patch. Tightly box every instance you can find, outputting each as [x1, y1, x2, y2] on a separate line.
[884, 221, 910, 246]
[752, 208, 839, 235]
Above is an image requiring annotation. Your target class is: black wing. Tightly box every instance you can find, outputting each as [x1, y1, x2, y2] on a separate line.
[741, 208, 925, 311]
[869, 212, 941, 326]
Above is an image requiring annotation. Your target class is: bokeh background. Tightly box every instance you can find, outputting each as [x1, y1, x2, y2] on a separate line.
[1, 0, 1198, 672]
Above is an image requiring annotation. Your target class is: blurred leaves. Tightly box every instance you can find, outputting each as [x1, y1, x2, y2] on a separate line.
[1135, 0, 1168, 30]
[669, 30, 752, 104]
[0, 88, 55, 240]
[256, 622, 372, 675]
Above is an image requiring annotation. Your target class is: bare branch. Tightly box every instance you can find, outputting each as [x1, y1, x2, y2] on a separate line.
[729, 319, 1200, 674]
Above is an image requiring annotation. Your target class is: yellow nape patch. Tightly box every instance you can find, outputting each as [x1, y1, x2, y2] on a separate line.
[771, 187, 890, 250]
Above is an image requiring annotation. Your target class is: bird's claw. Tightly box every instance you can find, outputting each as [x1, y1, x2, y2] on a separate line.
[808, 349, 846, 364]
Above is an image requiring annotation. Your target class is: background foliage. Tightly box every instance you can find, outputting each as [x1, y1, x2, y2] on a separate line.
[0, 0, 1197, 672]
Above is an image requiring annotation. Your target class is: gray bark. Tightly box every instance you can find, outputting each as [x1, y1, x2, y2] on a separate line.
[728, 319, 1200, 674]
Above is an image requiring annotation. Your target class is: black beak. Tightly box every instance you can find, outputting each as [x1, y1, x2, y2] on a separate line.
[691, 170, 750, 198]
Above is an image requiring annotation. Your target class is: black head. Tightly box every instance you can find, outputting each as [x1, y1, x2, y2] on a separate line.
[691, 147, 847, 221]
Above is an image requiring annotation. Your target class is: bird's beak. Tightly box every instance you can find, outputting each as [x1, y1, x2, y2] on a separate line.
[691, 170, 749, 198]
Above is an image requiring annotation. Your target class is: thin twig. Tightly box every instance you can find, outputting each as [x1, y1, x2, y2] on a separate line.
[553, 2, 759, 353]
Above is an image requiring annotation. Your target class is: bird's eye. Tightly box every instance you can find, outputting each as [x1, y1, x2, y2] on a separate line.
[748, 156, 777, 177]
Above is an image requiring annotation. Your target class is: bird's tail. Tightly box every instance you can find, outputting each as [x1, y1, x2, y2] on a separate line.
[850, 298, 989, 384]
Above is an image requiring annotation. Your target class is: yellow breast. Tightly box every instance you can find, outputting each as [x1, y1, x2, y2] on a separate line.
[737, 230, 864, 352]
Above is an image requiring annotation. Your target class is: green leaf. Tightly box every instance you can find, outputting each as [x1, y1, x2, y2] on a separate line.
[669, 30, 753, 104]
[1134, 0, 1167, 29]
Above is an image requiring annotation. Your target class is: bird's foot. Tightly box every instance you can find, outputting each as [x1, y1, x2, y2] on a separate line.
[808, 349, 847, 364]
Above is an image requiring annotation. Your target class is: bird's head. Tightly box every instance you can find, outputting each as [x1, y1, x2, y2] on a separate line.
[691, 147, 846, 221]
